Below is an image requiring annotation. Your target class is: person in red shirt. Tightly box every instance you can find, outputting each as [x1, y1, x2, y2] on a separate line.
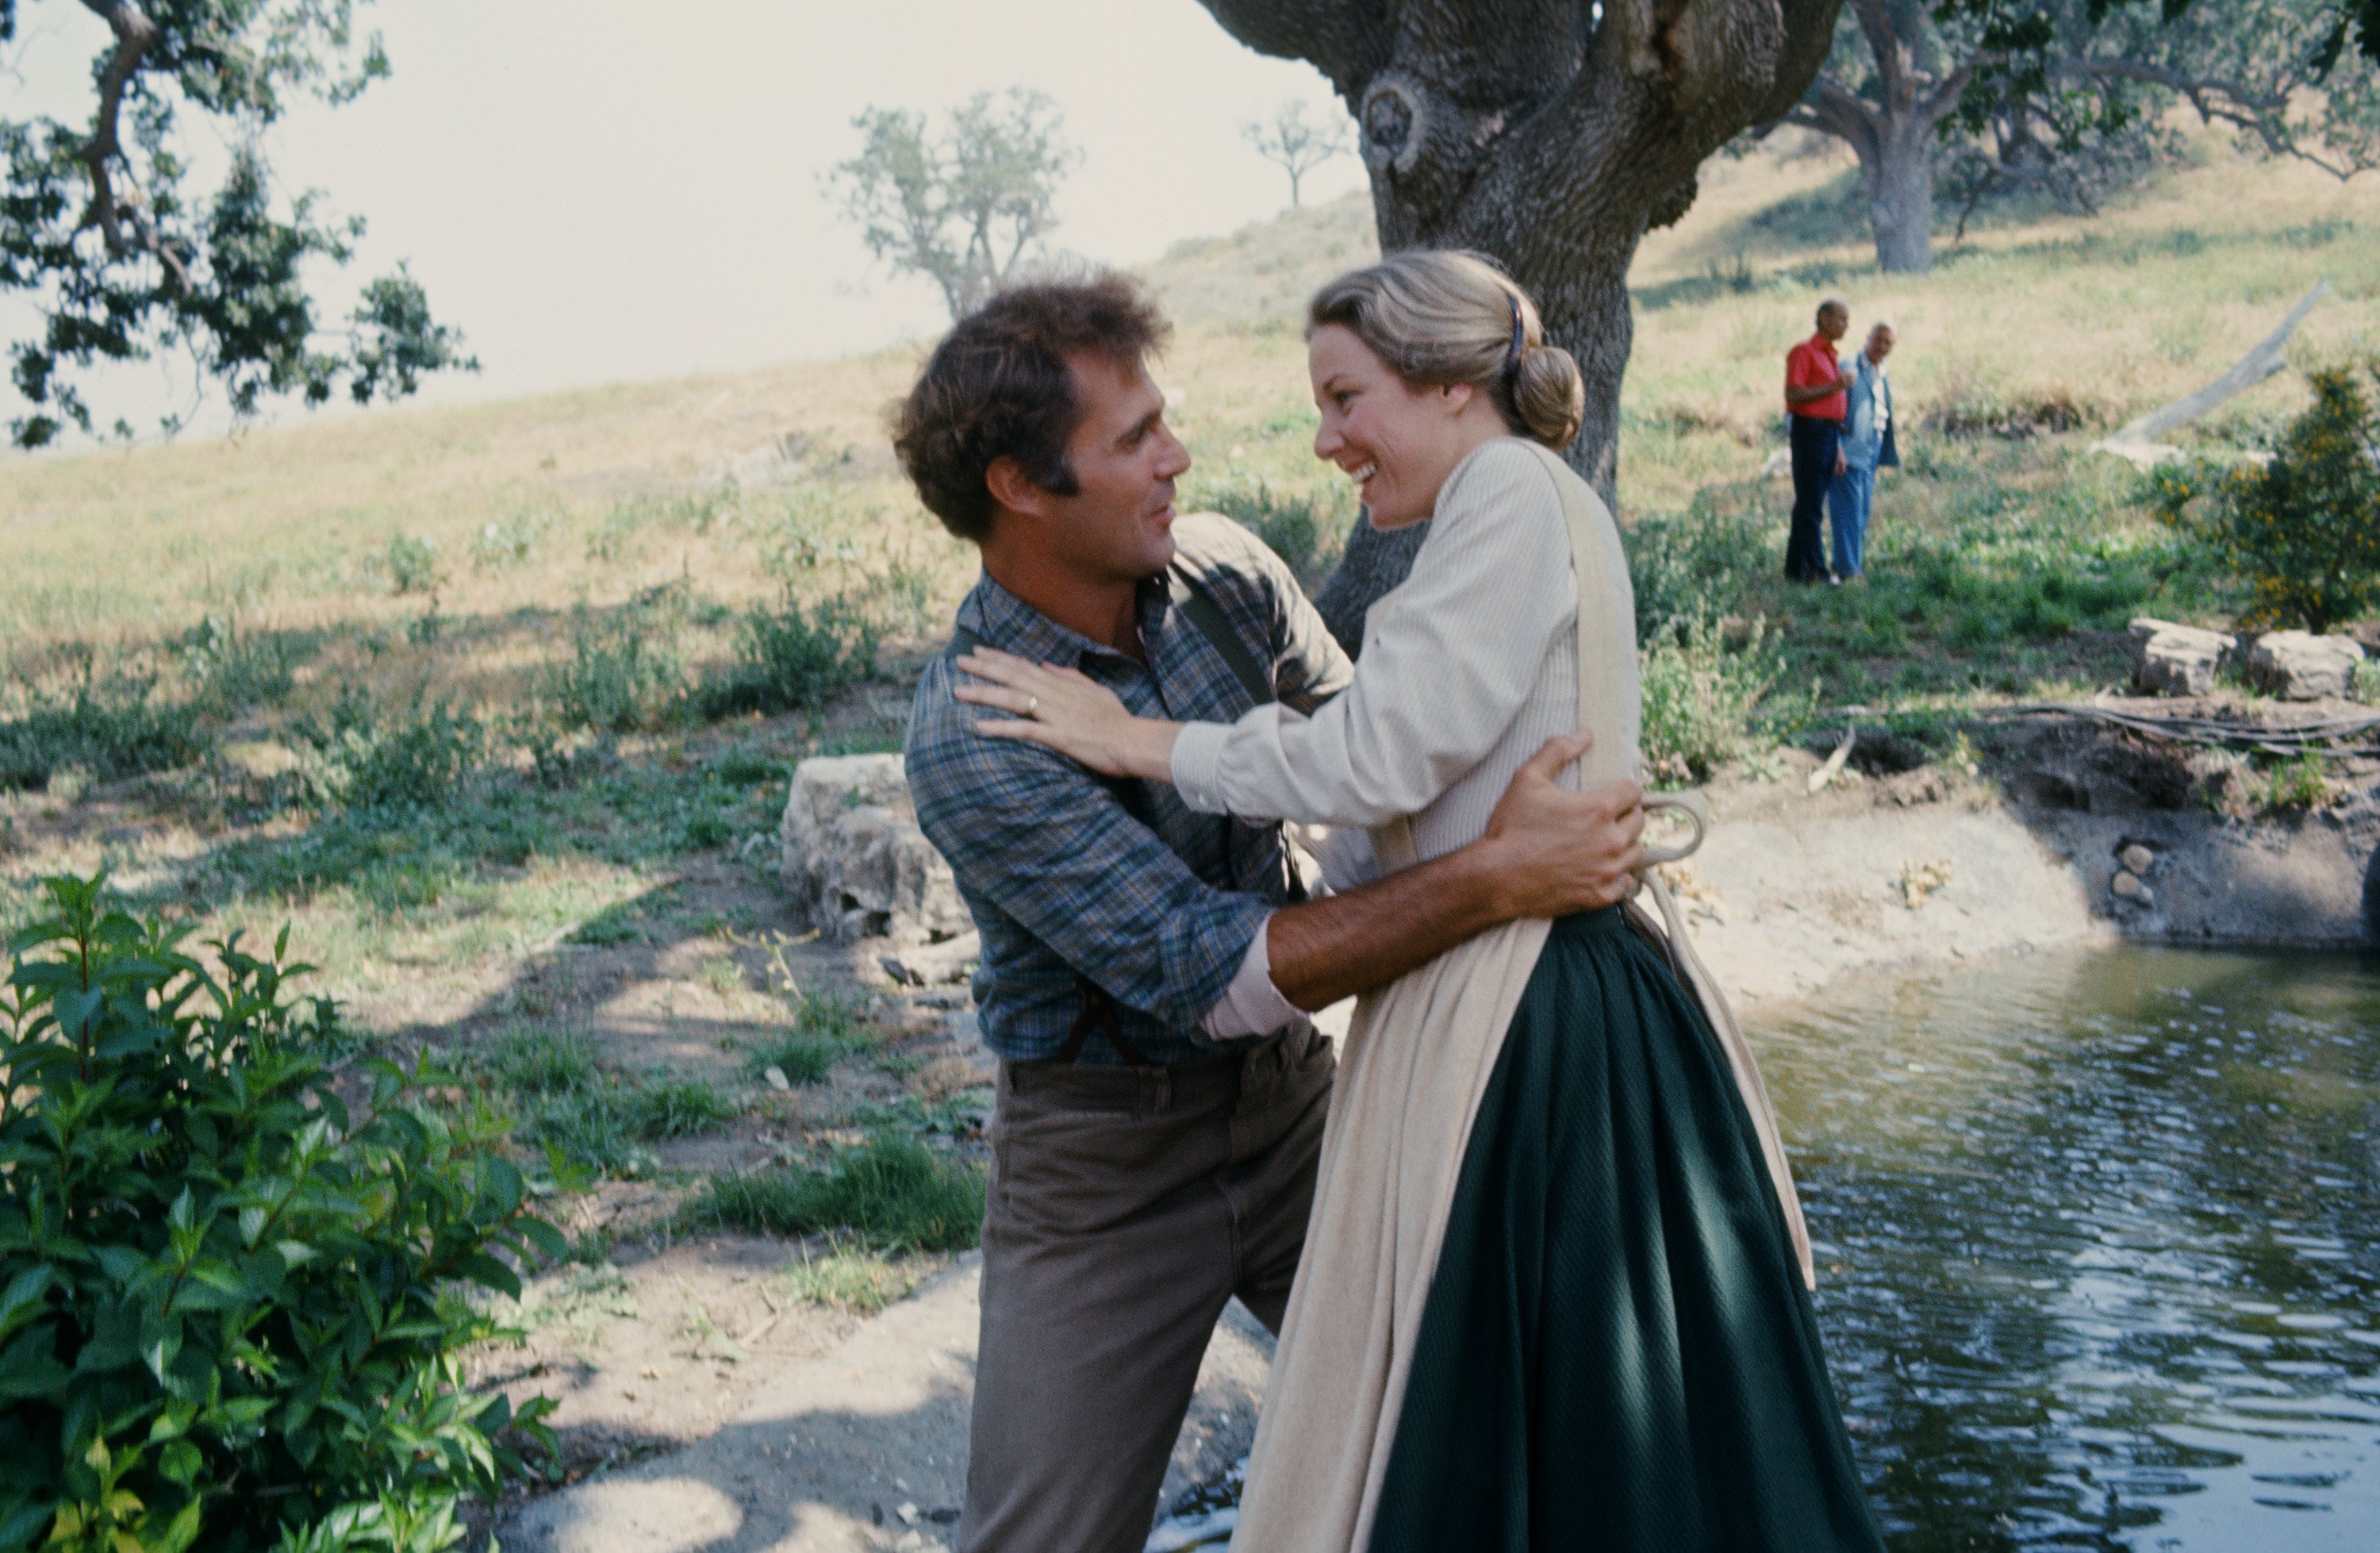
[1783, 299, 1852, 582]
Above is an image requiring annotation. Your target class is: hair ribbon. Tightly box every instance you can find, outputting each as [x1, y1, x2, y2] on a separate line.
[1503, 291, 1526, 382]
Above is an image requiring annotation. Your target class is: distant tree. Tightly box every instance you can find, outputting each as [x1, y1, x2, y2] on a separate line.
[1246, 98, 1353, 207]
[827, 88, 1081, 321]
[1779, 0, 2380, 274]
[1188, 0, 1844, 501]
[0, 0, 474, 448]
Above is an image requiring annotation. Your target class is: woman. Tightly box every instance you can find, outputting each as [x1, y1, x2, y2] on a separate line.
[954, 252, 1883, 1553]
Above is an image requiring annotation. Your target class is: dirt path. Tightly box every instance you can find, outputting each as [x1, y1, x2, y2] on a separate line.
[501, 1255, 1274, 1553]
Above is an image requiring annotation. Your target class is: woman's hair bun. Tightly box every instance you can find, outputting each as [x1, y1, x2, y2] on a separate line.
[1307, 250, 1585, 450]
[1512, 342, 1584, 451]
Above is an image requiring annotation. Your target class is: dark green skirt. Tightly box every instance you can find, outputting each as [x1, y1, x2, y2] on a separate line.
[1367, 907, 1883, 1553]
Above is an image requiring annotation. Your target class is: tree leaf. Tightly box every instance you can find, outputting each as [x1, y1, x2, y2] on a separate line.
[0, 1265, 51, 1343]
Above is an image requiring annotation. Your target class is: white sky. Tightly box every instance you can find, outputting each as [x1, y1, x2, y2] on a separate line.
[0, 0, 1367, 435]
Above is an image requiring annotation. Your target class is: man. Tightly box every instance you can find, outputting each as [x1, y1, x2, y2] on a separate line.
[1828, 321, 1898, 582]
[894, 274, 1646, 1553]
[1783, 298, 1852, 584]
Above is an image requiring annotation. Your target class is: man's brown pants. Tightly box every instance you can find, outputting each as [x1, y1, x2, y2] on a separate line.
[960, 1025, 1334, 1553]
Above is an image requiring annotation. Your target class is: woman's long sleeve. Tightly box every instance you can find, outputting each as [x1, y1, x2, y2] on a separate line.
[1170, 442, 1575, 828]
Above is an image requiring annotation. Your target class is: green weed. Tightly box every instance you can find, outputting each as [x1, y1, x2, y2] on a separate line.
[747, 991, 872, 1086]
[1186, 475, 1354, 590]
[2256, 751, 2336, 811]
[0, 665, 207, 791]
[175, 615, 313, 713]
[478, 1028, 601, 1095]
[694, 591, 875, 720]
[543, 598, 688, 733]
[678, 1133, 985, 1251]
[520, 1086, 657, 1179]
[753, 1032, 844, 1086]
[380, 530, 444, 595]
[1641, 613, 1787, 783]
[781, 1241, 923, 1313]
[1626, 501, 1774, 644]
[470, 508, 551, 571]
[628, 1077, 736, 1139]
[288, 690, 485, 814]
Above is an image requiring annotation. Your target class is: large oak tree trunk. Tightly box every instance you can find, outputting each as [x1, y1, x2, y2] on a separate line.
[1862, 113, 1937, 272]
[1786, 0, 1967, 277]
[1192, 0, 1844, 509]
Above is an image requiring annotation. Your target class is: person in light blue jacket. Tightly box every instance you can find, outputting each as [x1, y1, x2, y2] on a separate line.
[1828, 322, 1898, 581]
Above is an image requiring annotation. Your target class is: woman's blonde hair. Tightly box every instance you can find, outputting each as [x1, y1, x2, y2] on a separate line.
[1307, 251, 1585, 450]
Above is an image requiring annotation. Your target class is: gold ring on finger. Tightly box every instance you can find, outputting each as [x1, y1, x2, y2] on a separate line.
[1026, 696, 1039, 716]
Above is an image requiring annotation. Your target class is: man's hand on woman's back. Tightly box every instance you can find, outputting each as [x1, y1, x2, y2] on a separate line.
[1478, 732, 1646, 918]
[1264, 731, 1647, 1011]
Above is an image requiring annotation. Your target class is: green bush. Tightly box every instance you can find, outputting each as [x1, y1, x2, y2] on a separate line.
[543, 602, 686, 734]
[694, 593, 874, 721]
[0, 669, 208, 794]
[288, 692, 484, 816]
[679, 1134, 984, 1252]
[2149, 363, 2380, 632]
[1188, 477, 1354, 592]
[175, 619, 311, 716]
[466, 510, 548, 572]
[1641, 613, 1789, 783]
[1625, 502, 1772, 645]
[0, 874, 564, 1551]
[378, 533, 443, 598]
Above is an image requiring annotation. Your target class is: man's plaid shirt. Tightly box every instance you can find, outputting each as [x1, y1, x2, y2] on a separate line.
[905, 513, 1353, 1066]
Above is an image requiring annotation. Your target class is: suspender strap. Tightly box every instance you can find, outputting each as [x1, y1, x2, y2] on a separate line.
[1054, 977, 1151, 1067]
[1167, 570, 1273, 707]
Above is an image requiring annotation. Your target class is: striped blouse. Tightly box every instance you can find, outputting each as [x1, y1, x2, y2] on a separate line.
[1172, 439, 1603, 863]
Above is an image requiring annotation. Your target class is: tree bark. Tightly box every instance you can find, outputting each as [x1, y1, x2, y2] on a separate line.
[1193, 0, 1844, 507]
[1864, 112, 1936, 272]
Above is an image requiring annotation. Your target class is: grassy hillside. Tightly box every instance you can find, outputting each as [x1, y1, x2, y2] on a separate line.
[6, 130, 2372, 666]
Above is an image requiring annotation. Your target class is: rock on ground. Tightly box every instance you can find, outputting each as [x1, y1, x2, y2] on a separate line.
[2244, 630, 2366, 701]
[2126, 617, 2234, 698]
[779, 755, 970, 945]
[502, 1256, 1274, 1553]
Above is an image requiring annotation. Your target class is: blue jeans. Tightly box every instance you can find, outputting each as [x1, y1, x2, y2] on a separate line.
[1827, 464, 1875, 579]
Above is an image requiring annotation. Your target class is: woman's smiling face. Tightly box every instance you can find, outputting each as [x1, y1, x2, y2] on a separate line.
[1307, 322, 1471, 529]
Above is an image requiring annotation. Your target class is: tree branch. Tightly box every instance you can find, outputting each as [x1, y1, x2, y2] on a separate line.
[2053, 56, 2353, 176]
[1848, 0, 1912, 111]
[1917, 58, 1978, 128]
[1749, 0, 1851, 124]
[1193, 0, 1391, 95]
[75, 0, 159, 260]
[1802, 71, 1885, 152]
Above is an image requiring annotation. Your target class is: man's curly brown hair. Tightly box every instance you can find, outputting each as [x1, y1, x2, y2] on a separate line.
[891, 272, 1171, 543]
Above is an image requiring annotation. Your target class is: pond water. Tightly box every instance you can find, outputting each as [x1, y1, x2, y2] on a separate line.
[1147, 945, 2380, 1552]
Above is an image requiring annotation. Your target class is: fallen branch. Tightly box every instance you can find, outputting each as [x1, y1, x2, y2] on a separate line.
[1809, 702, 2380, 759]
[2091, 280, 2331, 468]
[2002, 702, 2380, 759]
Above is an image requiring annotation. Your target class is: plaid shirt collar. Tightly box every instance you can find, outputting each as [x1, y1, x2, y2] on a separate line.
[956, 567, 1173, 674]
